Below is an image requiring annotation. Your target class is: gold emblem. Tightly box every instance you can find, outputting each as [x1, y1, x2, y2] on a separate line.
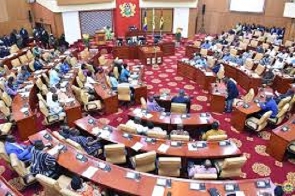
[119, 3, 136, 17]
[282, 181, 294, 194]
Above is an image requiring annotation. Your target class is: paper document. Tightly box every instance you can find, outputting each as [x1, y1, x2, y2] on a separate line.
[145, 113, 153, 119]
[20, 108, 29, 113]
[188, 143, 198, 151]
[82, 166, 98, 179]
[131, 142, 143, 151]
[151, 186, 165, 196]
[47, 146, 59, 156]
[157, 144, 169, 153]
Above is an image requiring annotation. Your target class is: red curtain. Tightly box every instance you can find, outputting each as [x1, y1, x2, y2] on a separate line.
[114, 0, 140, 37]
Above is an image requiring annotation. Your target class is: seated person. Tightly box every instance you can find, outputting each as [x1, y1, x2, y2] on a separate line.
[234, 54, 244, 66]
[146, 121, 166, 134]
[5, 76, 18, 96]
[119, 64, 130, 83]
[274, 89, 294, 104]
[64, 128, 102, 157]
[147, 96, 164, 112]
[171, 89, 190, 105]
[201, 121, 225, 140]
[47, 93, 65, 117]
[16, 65, 30, 84]
[126, 117, 148, 135]
[59, 125, 71, 138]
[170, 124, 189, 136]
[224, 77, 239, 113]
[49, 67, 61, 87]
[200, 40, 211, 49]
[32, 46, 41, 57]
[59, 59, 70, 74]
[33, 56, 44, 70]
[271, 57, 285, 70]
[195, 56, 207, 68]
[84, 71, 97, 92]
[261, 68, 275, 86]
[108, 72, 118, 91]
[30, 140, 61, 178]
[70, 175, 103, 196]
[188, 159, 217, 178]
[258, 95, 278, 118]
[5, 135, 32, 162]
[212, 63, 222, 74]
[0, 63, 7, 77]
[256, 45, 265, 53]
[260, 54, 271, 66]
[222, 52, 231, 62]
[81, 64, 89, 76]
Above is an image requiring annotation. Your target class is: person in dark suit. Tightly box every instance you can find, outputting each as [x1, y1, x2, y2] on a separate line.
[20, 27, 29, 47]
[224, 77, 239, 113]
[171, 89, 191, 112]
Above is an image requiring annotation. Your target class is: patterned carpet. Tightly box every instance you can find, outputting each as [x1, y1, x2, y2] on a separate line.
[1, 42, 295, 195]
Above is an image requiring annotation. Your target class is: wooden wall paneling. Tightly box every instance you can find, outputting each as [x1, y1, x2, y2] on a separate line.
[188, 8, 198, 38]
[0, 0, 9, 23]
[141, 9, 173, 32]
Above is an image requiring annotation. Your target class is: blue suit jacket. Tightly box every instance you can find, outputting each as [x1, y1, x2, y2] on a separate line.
[5, 142, 32, 161]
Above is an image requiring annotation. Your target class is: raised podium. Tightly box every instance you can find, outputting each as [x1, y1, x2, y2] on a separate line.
[138, 46, 163, 66]
[95, 30, 106, 46]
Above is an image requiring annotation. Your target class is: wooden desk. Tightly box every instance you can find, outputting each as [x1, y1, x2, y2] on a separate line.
[1, 47, 30, 69]
[266, 115, 295, 162]
[272, 74, 294, 94]
[75, 116, 242, 159]
[185, 46, 214, 58]
[128, 110, 214, 134]
[209, 83, 227, 113]
[138, 46, 163, 66]
[112, 46, 138, 59]
[125, 30, 146, 38]
[0, 176, 23, 196]
[231, 88, 273, 132]
[12, 80, 38, 141]
[159, 42, 175, 56]
[29, 130, 274, 196]
[177, 61, 216, 91]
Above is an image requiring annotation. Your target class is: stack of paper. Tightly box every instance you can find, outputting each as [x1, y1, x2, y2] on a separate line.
[158, 144, 169, 153]
[151, 186, 165, 196]
[131, 142, 143, 151]
[82, 166, 99, 179]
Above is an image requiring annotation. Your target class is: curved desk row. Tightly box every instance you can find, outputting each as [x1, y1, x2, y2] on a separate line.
[74, 116, 241, 159]
[28, 130, 275, 196]
[0, 176, 23, 196]
[128, 109, 214, 134]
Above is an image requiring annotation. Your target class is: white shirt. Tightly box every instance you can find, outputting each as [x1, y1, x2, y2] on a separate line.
[271, 60, 285, 69]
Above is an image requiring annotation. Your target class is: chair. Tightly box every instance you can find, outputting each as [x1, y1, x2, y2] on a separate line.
[28, 60, 35, 72]
[262, 43, 270, 50]
[268, 103, 289, 125]
[242, 39, 250, 45]
[71, 85, 82, 103]
[9, 44, 19, 54]
[207, 134, 228, 141]
[69, 57, 78, 67]
[60, 189, 80, 196]
[52, 131, 66, 141]
[213, 156, 247, 178]
[117, 85, 131, 102]
[42, 73, 50, 85]
[65, 139, 85, 153]
[287, 96, 295, 113]
[254, 64, 265, 76]
[0, 141, 10, 163]
[193, 173, 218, 180]
[193, 40, 201, 47]
[0, 122, 13, 136]
[118, 124, 137, 134]
[230, 48, 238, 56]
[76, 76, 84, 88]
[78, 69, 86, 83]
[253, 53, 264, 61]
[244, 58, 254, 70]
[26, 50, 34, 60]
[277, 96, 292, 110]
[0, 100, 12, 121]
[207, 57, 216, 69]
[98, 55, 108, 66]
[104, 144, 126, 164]
[105, 75, 112, 88]
[130, 151, 156, 172]
[10, 153, 36, 186]
[233, 88, 255, 106]
[19, 55, 29, 64]
[158, 157, 181, 177]
[113, 66, 119, 79]
[11, 58, 21, 68]
[287, 140, 295, 159]
[146, 130, 167, 139]
[170, 103, 187, 114]
[37, 93, 47, 106]
[39, 100, 65, 125]
[253, 31, 262, 37]
[36, 78, 48, 96]
[216, 65, 225, 81]
[170, 134, 190, 141]
[250, 40, 258, 47]
[245, 111, 272, 133]
[0, 79, 5, 91]
[140, 97, 147, 110]
[80, 90, 102, 111]
[2, 91, 12, 107]
[200, 48, 208, 57]
[285, 40, 293, 47]
[36, 174, 71, 196]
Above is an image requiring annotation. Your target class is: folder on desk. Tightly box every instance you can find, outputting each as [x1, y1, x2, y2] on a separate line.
[82, 166, 98, 179]
[152, 186, 165, 196]
[158, 144, 169, 153]
[131, 142, 143, 151]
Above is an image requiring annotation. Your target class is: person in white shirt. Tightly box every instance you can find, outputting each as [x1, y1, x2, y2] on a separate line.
[84, 70, 97, 94]
[271, 57, 285, 70]
[286, 53, 295, 65]
[47, 93, 65, 117]
[126, 117, 148, 135]
[49, 67, 61, 87]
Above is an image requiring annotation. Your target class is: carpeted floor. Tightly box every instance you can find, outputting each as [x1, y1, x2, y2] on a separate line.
[1, 41, 295, 196]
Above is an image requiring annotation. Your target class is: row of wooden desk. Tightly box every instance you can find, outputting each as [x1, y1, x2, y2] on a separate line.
[0, 47, 31, 69]
[75, 116, 241, 159]
[177, 61, 216, 91]
[28, 130, 275, 196]
[0, 175, 22, 196]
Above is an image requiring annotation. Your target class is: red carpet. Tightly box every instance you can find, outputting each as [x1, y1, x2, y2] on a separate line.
[1, 41, 295, 195]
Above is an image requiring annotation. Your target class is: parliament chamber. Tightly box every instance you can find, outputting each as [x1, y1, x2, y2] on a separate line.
[0, 0, 295, 196]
